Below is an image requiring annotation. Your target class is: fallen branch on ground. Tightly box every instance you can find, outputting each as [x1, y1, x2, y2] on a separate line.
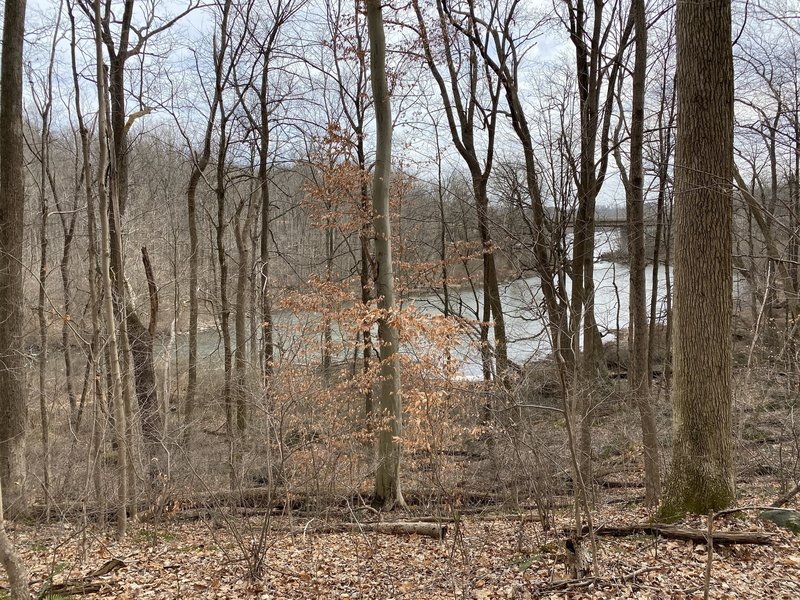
[536, 566, 661, 592]
[773, 482, 800, 508]
[575, 523, 773, 545]
[38, 558, 125, 597]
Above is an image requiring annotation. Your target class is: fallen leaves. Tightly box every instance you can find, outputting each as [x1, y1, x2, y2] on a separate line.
[0, 498, 797, 599]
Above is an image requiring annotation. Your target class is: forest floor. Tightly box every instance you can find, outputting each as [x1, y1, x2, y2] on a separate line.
[9, 334, 800, 598]
[4, 482, 798, 599]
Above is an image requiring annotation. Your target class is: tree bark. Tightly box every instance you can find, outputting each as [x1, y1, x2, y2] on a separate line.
[660, 0, 735, 518]
[0, 0, 29, 520]
[579, 523, 772, 545]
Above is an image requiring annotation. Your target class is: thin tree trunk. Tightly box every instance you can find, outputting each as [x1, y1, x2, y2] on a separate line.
[68, 0, 101, 511]
[60, 206, 78, 427]
[92, 0, 127, 538]
[258, 60, 275, 385]
[367, 0, 403, 509]
[234, 188, 256, 435]
[649, 67, 674, 378]
[37, 131, 51, 519]
[359, 173, 374, 417]
[627, 0, 660, 504]
[216, 113, 235, 491]
[411, 0, 507, 386]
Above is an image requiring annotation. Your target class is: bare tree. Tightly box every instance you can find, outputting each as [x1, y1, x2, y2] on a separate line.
[367, 0, 403, 509]
[181, 0, 232, 449]
[90, 0, 129, 539]
[25, 0, 64, 516]
[411, 0, 509, 387]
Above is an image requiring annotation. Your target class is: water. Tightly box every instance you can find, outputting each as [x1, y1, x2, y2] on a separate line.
[174, 229, 673, 379]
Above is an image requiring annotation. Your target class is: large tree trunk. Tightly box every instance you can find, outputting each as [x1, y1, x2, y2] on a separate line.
[367, 0, 403, 509]
[0, 0, 29, 520]
[660, 0, 735, 518]
[626, 0, 661, 505]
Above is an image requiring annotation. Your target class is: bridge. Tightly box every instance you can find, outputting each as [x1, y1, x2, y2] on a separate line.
[592, 217, 657, 229]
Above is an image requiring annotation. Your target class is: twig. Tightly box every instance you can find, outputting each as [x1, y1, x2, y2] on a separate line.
[714, 505, 792, 518]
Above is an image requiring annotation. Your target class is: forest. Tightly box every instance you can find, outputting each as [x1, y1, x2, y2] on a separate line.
[0, 0, 799, 597]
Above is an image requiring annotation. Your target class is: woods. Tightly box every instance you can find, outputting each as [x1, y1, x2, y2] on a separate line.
[1, 0, 800, 597]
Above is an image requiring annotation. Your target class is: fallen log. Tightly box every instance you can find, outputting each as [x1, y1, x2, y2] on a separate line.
[309, 521, 447, 540]
[39, 558, 125, 597]
[577, 524, 773, 545]
[30, 487, 545, 523]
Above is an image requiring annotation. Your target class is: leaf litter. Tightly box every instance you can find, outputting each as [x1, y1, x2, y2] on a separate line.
[2, 492, 798, 599]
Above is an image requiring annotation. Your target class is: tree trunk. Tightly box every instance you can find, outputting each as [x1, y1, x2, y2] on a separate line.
[185, 164, 202, 451]
[627, 0, 660, 505]
[0, 477, 29, 599]
[131, 247, 163, 482]
[183, 63, 221, 447]
[0, 0, 29, 520]
[411, 0, 506, 386]
[660, 0, 735, 518]
[474, 177, 508, 383]
[215, 111, 235, 491]
[37, 131, 51, 519]
[258, 60, 275, 385]
[358, 157, 374, 417]
[92, 0, 128, 538]
[649, 65, 674, 379]
[234, 190, 256, 434]
[60, 211, 78, 427]
[68, 0, 102, 518]
[367, 0, 403, 509]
